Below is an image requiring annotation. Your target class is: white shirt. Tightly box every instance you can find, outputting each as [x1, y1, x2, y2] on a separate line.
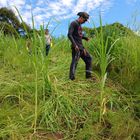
[45, 34, 52, 45]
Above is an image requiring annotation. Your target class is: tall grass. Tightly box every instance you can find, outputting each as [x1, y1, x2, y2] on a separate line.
[0, 10, 140, 140]
[89, 15, 120, 122]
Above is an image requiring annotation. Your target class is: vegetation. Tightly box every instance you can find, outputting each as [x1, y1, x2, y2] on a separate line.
[0, 7, 140, 140]
[83, 22, 135, 37]
[0, 7, 31, 37]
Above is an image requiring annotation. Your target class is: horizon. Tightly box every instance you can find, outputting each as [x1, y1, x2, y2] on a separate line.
[0, 0, 140, 37]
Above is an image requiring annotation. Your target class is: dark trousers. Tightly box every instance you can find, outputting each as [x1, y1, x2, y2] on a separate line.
[69, 48, 92, 80]
[46, 45, 50, 56]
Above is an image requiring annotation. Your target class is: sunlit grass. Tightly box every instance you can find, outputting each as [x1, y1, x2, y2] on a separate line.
[0, 11, 140, 140]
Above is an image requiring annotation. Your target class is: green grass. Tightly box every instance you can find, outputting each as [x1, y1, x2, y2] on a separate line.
[0, 23, 140, 140]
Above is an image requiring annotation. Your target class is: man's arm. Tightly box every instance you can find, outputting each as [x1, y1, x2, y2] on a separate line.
[67, 22, 77, 47]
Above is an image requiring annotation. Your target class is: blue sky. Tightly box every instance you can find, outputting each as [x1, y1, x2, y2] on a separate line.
[0, 0, 140, 37]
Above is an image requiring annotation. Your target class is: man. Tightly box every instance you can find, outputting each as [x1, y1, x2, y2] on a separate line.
[45, 29, 52, 56]
[68, 12, 92, 80]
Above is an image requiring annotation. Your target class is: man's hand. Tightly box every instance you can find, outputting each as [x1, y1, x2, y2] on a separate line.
[83, 49, 87, 56]
[87, 38, 91, 41]
[75, 45, 79, 52]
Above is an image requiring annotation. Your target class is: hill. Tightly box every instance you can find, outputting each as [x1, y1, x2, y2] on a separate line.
[83, 22, 135, 38]
[0, 23, 140, 139]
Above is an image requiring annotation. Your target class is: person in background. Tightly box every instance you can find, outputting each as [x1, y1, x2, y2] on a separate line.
[45, 29, 52, 56]
[67, 12, 92, 80]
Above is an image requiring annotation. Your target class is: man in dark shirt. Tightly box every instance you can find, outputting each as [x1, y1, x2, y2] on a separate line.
[68, 12, 92, 80]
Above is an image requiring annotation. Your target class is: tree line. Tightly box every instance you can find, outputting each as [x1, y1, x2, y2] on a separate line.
[0, 7, 31, 37]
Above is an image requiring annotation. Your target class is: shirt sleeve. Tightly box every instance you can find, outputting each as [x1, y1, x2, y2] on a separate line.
[67, 22, 77, 47]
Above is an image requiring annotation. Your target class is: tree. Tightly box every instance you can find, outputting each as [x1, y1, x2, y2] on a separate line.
[0, 22, 19, 37]
[0, 7, 31, 36]
[0, 7, 20, 30]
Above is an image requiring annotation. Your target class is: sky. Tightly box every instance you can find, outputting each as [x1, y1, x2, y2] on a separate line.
[0, 0, 140, 37]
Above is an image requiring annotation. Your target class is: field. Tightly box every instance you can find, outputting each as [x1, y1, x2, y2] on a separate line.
[0, 26, 140, 140]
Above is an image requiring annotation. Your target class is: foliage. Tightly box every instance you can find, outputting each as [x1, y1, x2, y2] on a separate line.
[0, 12, 140, 140]
[0, 21, 19, 37]
[0, 7, 31, 36]
[0, 29, 140, 139]
[83, 22, 134, 38]
[0, 7, 20, 30]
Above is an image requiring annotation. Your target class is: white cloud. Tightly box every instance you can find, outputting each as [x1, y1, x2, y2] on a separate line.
[33, 7, 43, 15]
[0, 0, 8, 7]
[0, 0, 114, 29]
[36, 0, 44, 6]
[8, 0, 25, 9]
[59, 0, 74, 7]
[25, 4, 32, 10]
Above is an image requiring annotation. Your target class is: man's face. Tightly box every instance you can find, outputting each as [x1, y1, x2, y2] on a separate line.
[80, 17, 88, 24]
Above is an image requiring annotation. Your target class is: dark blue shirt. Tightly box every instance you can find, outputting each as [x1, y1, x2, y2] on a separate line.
[68, 20, 88, 50]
